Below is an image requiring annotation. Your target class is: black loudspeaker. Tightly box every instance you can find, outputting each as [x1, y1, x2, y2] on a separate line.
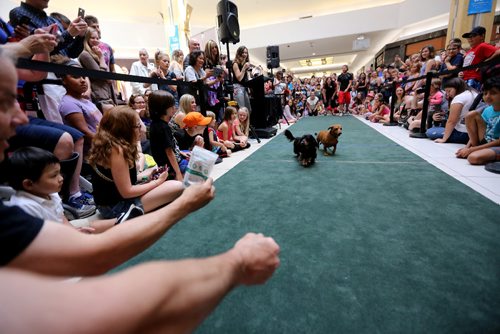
[266, 45, 280, 69]
[217, 0, 240, 44]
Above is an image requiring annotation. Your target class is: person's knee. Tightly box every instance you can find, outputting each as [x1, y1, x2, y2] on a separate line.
[465, 110, 481, 124]
[468, 150, 494, 165]
[467, 153, 483, 165]
[53, 133, 75, 160]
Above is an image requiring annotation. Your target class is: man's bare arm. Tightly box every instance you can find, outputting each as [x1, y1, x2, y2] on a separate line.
[8, 179, 215, 276]
[0, 233, 280, 334]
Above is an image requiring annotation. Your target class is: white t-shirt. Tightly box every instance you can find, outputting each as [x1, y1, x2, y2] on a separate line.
[451, 90, 477, 133]
[184, 66, 206, 82]
[307, 96, 319, 110]
[7, 191, 64, 223]
[130, 61, 157, 94]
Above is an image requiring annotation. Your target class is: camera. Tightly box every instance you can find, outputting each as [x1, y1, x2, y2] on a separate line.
[416, 87, 426, 94]
[213, 66, 224, 77]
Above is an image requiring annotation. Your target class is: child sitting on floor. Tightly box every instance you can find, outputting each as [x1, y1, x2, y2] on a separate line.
[206, 111, 231, 157]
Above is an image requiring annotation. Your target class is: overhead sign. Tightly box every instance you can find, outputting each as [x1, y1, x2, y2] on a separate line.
[169, 25, 180, 51]
[467, 0, 493, 15]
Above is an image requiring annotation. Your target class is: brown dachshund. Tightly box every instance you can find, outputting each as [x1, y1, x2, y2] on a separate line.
[316, 124, 342, 155]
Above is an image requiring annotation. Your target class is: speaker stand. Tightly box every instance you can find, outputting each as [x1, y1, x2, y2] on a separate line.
[249, 125, 261, 143]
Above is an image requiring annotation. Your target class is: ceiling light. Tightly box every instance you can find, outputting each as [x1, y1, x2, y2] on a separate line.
[356, 35, 365, 40]
[299, 57, 335, 67]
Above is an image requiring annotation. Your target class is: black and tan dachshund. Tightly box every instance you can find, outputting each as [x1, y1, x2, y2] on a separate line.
[284, 129, 319, 167]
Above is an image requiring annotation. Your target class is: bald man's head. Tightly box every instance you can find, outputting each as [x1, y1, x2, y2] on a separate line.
[0, 51, 28, 161]
[189, 39, 200, 52]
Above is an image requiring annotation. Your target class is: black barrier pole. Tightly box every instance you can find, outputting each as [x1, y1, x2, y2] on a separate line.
[410, 72, 434, 138]
[225, 42, 234, 101]
[383, 81, 398, 126]
[197, 80, 208, 115]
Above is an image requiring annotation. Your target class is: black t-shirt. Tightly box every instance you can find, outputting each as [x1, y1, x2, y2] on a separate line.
[337, 72, 353, 91]
[0, 201, 44, 266]
[175, 128, 211, 152]
[150, 119, 179, 168]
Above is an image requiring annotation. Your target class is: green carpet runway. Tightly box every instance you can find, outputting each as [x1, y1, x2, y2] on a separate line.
[118, 116, 500, 333]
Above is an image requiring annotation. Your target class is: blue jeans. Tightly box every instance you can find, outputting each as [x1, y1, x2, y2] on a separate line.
[233, 83, 252, 111]
[426, 127, 469, 144]
[466, 79, 481, 91]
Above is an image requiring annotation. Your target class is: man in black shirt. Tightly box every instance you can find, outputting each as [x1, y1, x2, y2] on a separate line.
[337, 65, 353, 116]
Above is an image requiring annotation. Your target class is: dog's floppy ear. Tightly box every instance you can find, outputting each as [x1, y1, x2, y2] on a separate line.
[327, 126, 332, 130]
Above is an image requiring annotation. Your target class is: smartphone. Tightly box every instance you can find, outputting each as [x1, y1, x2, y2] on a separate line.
[19, 15, 32, 26]
[151, 166, 168, 180]
[78, 8, 85, 19]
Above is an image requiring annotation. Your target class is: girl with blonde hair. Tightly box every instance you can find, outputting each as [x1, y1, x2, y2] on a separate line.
[78, 27, 116, 111]
[169, 93, 197, 132]
[234, 107, 250, 138]
[169, 49, 185, 80]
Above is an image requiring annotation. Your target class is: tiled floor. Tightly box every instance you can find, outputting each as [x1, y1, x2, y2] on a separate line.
[211, 116, 500, 205]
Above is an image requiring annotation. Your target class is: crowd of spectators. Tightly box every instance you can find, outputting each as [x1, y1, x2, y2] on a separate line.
[268, 26, 498, 168]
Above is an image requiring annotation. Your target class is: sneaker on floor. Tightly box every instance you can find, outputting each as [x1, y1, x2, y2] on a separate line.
[80, 191, 95, 205]
[116, 204, 144, 225]
[64, 197, 96, 219]
[485, 161, 500, 174]
[70, 192, 94, 206]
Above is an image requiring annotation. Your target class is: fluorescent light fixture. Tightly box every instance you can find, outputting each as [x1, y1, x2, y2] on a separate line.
[299, 56, 335, 67]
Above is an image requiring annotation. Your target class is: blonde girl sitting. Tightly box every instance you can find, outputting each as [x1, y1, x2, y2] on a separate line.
[217, 107, 251, 152]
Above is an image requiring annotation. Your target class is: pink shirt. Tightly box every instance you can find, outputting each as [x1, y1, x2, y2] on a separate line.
[217, 121, 234, 141]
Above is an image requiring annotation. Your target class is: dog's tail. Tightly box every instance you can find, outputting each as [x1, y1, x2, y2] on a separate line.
[284, 129, 295, 142]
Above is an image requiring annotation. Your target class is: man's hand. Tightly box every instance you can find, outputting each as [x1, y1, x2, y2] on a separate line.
[232, 233, 280, 285]
[67, 17, 88, 37]
[179, 178, 215, 211]
[17, 31, 57, 55]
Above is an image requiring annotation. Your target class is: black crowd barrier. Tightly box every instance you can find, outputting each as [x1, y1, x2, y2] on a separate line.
[382, 56, 500, 138]
[15, 58, 209, 113]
